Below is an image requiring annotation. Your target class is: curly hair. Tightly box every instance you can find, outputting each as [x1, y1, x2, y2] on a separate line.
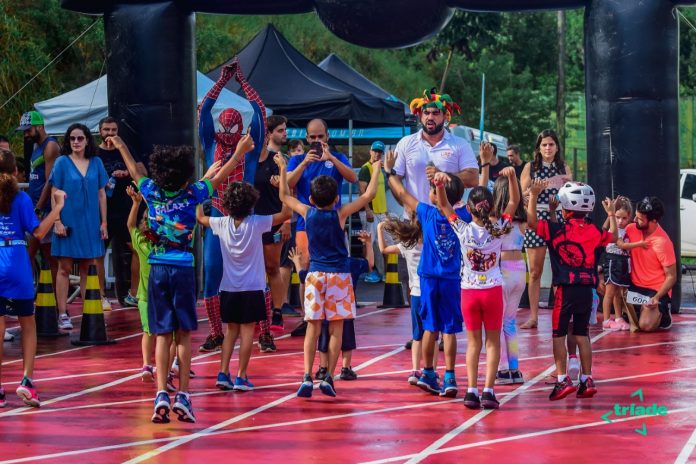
[148, 145, 195, 191]
[492, 175, 526, 222]
[310, 175, 338, 207]
[0, 173, 19, 215]
[60, 123, 96, 157]
[382, 212, 422, 248]
[467, 186, 511, 238]
[0, 149, 17, 175]
[222, 181, 259, 219]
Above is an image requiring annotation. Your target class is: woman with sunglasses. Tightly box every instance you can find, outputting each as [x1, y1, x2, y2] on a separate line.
[50, 123, 109, 330]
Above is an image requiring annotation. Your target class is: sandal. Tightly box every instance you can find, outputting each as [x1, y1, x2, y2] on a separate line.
[520, 319, 538, 329]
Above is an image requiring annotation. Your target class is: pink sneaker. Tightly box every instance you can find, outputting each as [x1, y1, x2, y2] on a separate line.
[615, 318, 630, 331]
[16, 379, 40, 408]
[608, 319, 624, 331]
[602, 318, 616, 331]
[141, 365, 154, 383]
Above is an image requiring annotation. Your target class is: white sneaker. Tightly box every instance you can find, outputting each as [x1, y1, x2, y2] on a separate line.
[4, 330, 14, 342]
[101, 297, 112, 311]
[567, 356, 581, 382]
[59, 314, 73, 330]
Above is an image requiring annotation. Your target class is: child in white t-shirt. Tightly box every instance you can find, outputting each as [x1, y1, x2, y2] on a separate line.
[197, 181, 290, 391]
[377, 215, 433, 386]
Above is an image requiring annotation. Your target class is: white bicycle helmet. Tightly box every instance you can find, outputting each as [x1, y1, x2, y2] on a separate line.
[558, 182, 595, 212]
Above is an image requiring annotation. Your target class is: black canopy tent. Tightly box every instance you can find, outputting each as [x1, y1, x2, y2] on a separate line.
[206, 24, 406, 129]
[317, 53, 413, 122]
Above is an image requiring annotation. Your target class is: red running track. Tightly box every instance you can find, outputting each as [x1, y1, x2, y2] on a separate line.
[1, 300, 696, 463]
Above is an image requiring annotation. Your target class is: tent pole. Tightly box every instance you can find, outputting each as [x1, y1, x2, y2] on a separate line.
[348, 119, 353, 252]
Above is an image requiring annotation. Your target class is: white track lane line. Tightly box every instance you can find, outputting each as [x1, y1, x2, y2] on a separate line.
[675, 427, 696, 464]
[10, 335, 693, 418]
[0, 308, 399, 416]
[5, 401, 696, 464]
[122, 345, 407, 463]
[360, 405, 696, 464]
[399, 330, 610, 464]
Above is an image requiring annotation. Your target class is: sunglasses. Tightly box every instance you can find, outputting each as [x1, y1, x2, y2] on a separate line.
[638, 197, 653, 212]
[69, 136, 86, 142]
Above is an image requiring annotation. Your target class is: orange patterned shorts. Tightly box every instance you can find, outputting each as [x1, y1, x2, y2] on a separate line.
[304, 271, 356, 321]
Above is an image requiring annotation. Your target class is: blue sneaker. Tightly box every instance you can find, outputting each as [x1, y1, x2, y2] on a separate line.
[440, 377, 458, 398]
[417, 373, 441, 395]
[364, 271, 381, 283]
[172, 392, 196, 423]
[297, 374, 314, 398]
[281, 303, 301, 316]
[319, 375, 337, 397]
[233, 376, 254, 392]
[216, 372, 234, 390]
[151, 391, 170, 424]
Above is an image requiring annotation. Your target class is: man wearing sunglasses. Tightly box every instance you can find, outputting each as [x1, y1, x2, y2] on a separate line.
[624, 196, 677, 331]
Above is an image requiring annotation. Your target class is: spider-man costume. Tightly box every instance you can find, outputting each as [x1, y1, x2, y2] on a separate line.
[199, 58, 268, 343]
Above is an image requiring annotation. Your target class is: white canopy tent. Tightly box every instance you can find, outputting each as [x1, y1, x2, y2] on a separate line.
[34, 72, 264, 135]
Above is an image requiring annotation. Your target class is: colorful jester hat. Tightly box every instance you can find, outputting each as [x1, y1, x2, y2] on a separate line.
[409, 87, 461, 119]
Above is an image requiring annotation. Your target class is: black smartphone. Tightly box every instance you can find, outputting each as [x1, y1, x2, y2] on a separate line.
[309, 141, 323, 155]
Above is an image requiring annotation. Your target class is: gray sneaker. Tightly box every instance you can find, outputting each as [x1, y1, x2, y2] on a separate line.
[123, 292, 138, 307]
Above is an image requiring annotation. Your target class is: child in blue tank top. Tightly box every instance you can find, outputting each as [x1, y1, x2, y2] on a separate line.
[277, 153, 381, 398]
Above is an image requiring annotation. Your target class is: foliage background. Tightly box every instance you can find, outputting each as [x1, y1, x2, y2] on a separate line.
[1, 2, 695, 173]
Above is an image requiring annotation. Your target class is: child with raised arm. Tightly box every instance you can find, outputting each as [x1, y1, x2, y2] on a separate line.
[527, 179, 617, 401]
[0, 149, 66, 408]
[278, 153, 381, 397]
[108, 131, 255, 423]
[435, 167, 520, 409]
[197, 180, 290, 391]
[388, 171, 465, 398]
[377, 216, 432, 385]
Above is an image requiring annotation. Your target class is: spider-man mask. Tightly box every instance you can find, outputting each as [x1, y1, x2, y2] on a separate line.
[215, 108, 242, 148]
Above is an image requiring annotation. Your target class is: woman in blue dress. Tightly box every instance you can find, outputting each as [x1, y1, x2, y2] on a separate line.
[50, 123, 108, 330]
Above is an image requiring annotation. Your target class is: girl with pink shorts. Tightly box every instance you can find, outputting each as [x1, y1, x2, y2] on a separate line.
[433, 166, 520, 410]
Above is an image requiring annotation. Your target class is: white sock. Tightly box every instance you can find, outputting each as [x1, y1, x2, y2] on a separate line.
[580, 374, 591, 382]
[467, 387, 479, 395]
[483, 387, 494, 394]
[558, 374, 567, 382]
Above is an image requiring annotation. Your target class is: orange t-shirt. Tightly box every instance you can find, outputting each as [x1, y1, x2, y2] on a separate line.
[625, 223, 676, 293]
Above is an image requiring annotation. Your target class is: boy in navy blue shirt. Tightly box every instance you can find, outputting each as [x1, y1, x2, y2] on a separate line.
[111, 132, 254, 423]
[389, 172, 465, 397]
[278, 153, 380, 397]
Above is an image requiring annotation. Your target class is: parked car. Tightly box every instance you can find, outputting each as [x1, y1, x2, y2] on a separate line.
[680, 169, 696, 256]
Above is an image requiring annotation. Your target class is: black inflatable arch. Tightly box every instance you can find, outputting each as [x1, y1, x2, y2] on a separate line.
[60, 0, 696, 310]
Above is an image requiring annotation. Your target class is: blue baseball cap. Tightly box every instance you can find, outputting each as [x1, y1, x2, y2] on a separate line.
[370, 141, 385, 152]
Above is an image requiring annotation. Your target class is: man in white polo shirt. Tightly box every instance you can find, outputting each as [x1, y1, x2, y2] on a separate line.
[388, 88, 478, 205]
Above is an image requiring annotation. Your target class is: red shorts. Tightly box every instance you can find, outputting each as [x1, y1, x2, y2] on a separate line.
[461, 286, 504, 331]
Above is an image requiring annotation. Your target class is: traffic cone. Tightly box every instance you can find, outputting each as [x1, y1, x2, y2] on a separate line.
[288, 268, 301, 308]
[518, 250, 530, 309]
[378, 254, 406, 308]
[71, 264, 115, 346]
[35, 260, 66, 337]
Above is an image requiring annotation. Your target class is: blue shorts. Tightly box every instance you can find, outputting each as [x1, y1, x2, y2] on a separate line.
[410, 295, 424, 341]
[0, 297, 34, 317]
[419, 277, 462, 334]
[147, 265, 198, 334]
[318, 319, 356, 353]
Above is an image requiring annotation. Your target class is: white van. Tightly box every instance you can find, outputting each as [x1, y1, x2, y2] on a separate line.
[680, 169, 696, 256]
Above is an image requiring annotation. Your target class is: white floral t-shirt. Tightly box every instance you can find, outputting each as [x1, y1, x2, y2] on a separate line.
[450, 217, 509, 289]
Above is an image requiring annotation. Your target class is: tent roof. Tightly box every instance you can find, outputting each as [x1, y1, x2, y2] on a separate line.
[206, 24, 406, 127]
[34, 72, 263, 135]
[317, 53, 411, 118]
